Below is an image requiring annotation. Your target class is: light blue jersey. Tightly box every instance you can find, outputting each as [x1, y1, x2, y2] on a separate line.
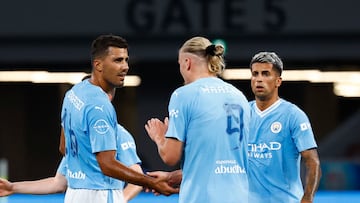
[61, 79, 121, 189]
[166, 77, 250, 203]
[57, 157, 67, 176]
[116, 124, 141, 167]
[116, 124, 142, 188]
[57, 124, 142, 189]
[248, 99, 317, 203]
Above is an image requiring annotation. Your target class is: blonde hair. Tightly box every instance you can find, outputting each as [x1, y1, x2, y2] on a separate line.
[180, 36, 225, 75]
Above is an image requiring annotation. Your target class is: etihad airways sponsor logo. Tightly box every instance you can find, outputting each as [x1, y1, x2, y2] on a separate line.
[67, 169, 86, 180]
[214, 159, 246, 174]
[248, 142, 281, 152]
[248, 142, 281, 159]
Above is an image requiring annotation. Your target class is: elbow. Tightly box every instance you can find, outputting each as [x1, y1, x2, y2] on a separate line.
[96, 151, 119, 177]
[53, 175, 68, 193]
[57, 185, 67, 193]
[313, 157, 322, 173]
[59, 145, 65, 156]
[317, 162, 322, 179]
[98, 164, 113, 177]
[163, 158, 178, 166]
[158, 139, 182, 166]
[97, 160, 115, 177]
[160, 153, 179, 166]
[309, 156, 322, 181]
[59, 127, 66, 156]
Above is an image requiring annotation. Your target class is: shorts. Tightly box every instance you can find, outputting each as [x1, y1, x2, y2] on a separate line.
[64, 187, 124, 203]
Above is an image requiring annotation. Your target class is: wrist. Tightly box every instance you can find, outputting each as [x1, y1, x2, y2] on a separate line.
[155, 136, 166, 146]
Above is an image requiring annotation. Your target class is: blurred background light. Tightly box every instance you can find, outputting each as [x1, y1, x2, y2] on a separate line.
[0, 71, 141, 86]
[222, 68, 360, 97]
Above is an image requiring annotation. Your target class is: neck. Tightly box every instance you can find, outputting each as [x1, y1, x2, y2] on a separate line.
[255, 96, 279, 111]
[89, 74, 116, 99]
[108, 89, 116, 101]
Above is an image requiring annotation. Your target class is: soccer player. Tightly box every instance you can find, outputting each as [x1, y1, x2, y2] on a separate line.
[59, 34, 178, 203]
[0, 124, 143, 203]
[247, 51, 321, 203]
[147, 51, 322, 203]
[145, 36, 250, 203]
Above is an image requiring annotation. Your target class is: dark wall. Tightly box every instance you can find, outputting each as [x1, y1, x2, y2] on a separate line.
[0, 83, 63, 180]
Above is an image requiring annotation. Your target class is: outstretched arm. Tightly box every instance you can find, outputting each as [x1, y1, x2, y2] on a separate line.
[147, 169, 182, 188]
[96, 150, 179, 196]
[123, 164, 144, 202]
[301, 148, 322, 203]
[146, 170, 182, 196]
[0, 173, 67, 196]
[59, 127, 65, 156]
[145, 117, 183, 166]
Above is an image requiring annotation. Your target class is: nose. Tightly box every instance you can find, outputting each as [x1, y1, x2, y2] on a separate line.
[254, 75, 263, 82]
[122, 63, 129, 71]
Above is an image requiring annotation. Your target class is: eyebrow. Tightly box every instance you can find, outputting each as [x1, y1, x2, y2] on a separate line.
[116, 57, 129, 61]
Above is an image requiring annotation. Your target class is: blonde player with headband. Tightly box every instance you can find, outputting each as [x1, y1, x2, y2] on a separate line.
[145, 36, 250, 203]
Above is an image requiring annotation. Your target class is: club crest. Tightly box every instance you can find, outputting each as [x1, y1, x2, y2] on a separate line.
[271, 122, 282, 133]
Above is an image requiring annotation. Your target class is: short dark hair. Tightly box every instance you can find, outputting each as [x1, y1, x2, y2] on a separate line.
[90, 34, 128, 62]
[250, 52, 283, 76]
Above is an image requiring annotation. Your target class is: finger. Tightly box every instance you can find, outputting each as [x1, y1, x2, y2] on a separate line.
[144, 123, 150, 132]
[146, 172, 158, 178]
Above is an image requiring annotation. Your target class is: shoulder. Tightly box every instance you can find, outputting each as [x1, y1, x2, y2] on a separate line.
[281, 99, 306, 114]
[170, 84, 198, 101]
[68, 81, 108, 101]
[117, 124, 134, 140]
[280, 99, 310, 122]
[117, 124, 131, 135]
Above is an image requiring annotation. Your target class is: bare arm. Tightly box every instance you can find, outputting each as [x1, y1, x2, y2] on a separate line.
[301, 148, 322, 203]
[59, 127, 65, 156]
[123, 164, 144, 202]
[147, 169, 182, 188]
[0, 173, 67, 196]
[145, 117, 183, 166]
[167, 169, 182, 187]
[96, 150, 178, 196]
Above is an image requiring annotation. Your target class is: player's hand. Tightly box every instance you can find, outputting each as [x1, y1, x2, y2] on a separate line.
[148, 170, 181, 187]
[0, 178, 13, 196]
[145, 171, 170, 195]
[151, 176, 179, 196]
[301, 196, 314, 203]
[147, 171, 170, 181]
[145, 117, 168, 146]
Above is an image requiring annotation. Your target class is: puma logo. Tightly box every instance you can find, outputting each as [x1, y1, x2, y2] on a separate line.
[95, 105, 104, 112]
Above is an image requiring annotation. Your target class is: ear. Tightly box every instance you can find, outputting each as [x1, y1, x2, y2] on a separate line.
[93, 59, 103, 72]
[276, 77, 282, 87]
[185, 58, 191, 71]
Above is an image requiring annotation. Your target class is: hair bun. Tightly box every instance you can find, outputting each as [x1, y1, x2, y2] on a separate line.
[205, 44, 216, 56]
[206, 44, 224, 57]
